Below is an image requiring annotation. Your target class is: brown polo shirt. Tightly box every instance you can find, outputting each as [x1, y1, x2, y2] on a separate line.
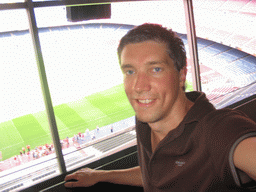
[136, 91, 256, 191]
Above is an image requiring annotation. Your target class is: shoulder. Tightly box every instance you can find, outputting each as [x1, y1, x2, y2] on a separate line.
[200, 108, 256, 157]
[201, 109, 256, 184]
[201, 108, 256, 134]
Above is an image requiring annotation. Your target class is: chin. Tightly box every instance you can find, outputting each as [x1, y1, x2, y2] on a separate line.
[136, 114, 160, 124]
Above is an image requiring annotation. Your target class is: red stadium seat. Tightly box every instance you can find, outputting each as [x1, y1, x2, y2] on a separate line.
[219, 0, 250, 12]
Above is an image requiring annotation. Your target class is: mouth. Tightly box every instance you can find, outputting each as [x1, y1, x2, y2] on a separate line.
[135, 98, 156, 107]
[138, 99, 154, 104]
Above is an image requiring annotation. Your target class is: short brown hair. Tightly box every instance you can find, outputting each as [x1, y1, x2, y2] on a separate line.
[117, 23, 187, 72]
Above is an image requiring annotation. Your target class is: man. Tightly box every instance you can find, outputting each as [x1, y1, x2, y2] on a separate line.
[65, 24, 256, 191]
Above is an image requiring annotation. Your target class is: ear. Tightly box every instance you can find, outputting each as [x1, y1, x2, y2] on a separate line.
[179, 67, 187, 88]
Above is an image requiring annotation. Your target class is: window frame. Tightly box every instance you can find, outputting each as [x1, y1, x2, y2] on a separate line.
[0, 0, 200, 176]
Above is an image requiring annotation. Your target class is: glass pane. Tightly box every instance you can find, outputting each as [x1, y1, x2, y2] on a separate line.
[0, 9, 59, 192]
[193, 0, 256, 108]
[0, 9, 29, 32]
[0, 0, 24, 3]
[34, 0, 188, 171]
[32, 0, 58, 1]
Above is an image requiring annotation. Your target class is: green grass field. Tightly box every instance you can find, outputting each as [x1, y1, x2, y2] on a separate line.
[0, 81, 192, 161]
[0, 84, 134, 161]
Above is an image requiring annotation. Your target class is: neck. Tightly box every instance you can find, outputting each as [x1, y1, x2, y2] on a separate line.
[149, 92, 194, 142]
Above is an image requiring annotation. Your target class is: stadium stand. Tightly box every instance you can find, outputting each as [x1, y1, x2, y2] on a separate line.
[93, 132, 136, 153]
[244, 39, 256, 56]
[201, 0, 228, 10]
[193, 0, 256, 56]
[211, 29, 233, 43]
[0, 21, 255, 145]
[226, 34, 254, 49]
[0, 128, 136, 192]
[196, 37, 215, 49]
[213, 81, 256, 108]
[176, 33, 256, 105]
[219, 0, 251, 12]
[1, 0, 256, 188]
[240, 0, 256, 14]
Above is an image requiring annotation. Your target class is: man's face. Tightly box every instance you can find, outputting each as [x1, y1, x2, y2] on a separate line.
[120, 40, 186, 124]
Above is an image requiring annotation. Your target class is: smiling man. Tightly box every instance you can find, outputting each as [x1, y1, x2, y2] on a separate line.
[65, 24, 256, 191]
[120, 40, 194, 147]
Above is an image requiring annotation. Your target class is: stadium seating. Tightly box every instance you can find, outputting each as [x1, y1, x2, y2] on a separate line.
[194, 0, 256, 56]
[201, 0, 228, 10]
[0, 130, 136, 192]
[1, 21, 255, 131]
[1, 1, 256, 190]
[177, 25, 256, 107]
[241, 0, 256, 14]
[93, 132, 136, 153]
[211, 29, 232, 43]
[226, 34, 254, 49]
[220, 0, 250, 12]
[213, 82, 256, 108]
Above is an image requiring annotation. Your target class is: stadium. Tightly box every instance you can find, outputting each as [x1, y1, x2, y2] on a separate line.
[0, 0, 256, 191]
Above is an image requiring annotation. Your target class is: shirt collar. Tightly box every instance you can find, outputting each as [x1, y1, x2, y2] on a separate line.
[183, 91, 216, 124]
[136, 91, 216, 154]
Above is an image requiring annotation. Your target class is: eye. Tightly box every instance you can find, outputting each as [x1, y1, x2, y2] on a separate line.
[125, 70, 135, 75]
[152, 67, 162, 72]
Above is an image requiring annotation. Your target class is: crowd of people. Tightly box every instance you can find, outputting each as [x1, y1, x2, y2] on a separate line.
[11, 125, 115, 166]
[0, 125, 117, 172]
[14, 143, 55, 163]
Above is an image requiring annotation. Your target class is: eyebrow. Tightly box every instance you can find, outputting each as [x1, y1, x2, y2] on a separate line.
[147, 61, 166, 65]
[121, 64, 132, 70]
[121, 61, 165, 68]
[120, 60, 168, 72]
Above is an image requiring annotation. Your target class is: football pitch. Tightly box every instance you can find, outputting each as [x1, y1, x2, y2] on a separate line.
[0, 84, 135, 161]
[0, 82, 193, 161]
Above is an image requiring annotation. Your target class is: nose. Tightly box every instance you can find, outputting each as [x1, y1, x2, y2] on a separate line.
[133, 72, 151, 93]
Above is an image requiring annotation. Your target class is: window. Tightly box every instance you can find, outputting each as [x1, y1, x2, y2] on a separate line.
[0, 0, 24, 3]
[33, 0, 188, 171]
[0, 1, 188, 191]
[0, 9, 60, 192]
[2, 1, 255, 191]
[193, 0, 256, 108]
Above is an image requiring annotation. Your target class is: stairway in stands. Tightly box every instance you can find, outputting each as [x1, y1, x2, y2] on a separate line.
[0, 130, 136, 192]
